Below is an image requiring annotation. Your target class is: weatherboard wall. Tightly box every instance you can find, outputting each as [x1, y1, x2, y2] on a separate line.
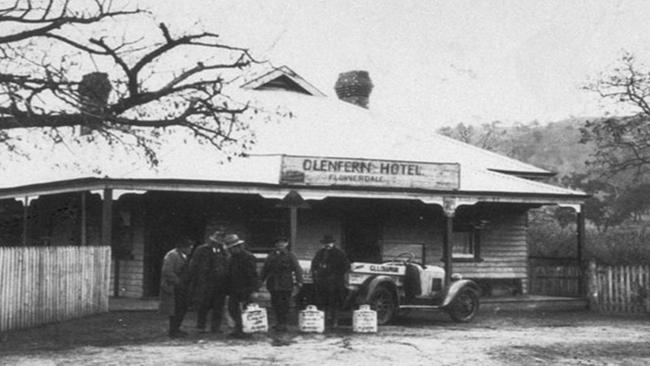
[109, 224, 145, 299]
[381, 206, 529, 294]
[452, 212, 529, 294]
[294, 209, 343, 261]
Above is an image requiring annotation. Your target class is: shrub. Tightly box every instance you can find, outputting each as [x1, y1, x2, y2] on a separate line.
[584, 225, 650, 265]
[528, 208, 577, 258]
[528, 208, 650, 264]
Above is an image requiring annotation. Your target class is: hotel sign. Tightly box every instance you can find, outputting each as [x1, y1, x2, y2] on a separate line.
[280, 156, 460, 190]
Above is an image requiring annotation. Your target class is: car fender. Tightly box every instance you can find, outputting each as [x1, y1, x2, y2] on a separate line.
[441, 279, 480, 307]
[360, 275, 399, 304]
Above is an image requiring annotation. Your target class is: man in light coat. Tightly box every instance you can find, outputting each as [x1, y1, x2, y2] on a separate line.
[159, 237, 194, 338]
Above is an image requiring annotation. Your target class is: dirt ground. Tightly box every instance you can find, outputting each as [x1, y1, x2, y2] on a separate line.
[1, 308, 649, 366]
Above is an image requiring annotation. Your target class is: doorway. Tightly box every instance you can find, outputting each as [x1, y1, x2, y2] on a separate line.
[343, 204, 382, 263]
[143, 193, 206, 297]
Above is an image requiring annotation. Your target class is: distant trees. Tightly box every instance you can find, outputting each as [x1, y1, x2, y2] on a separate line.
[561, 173, 631, 233]
[438, 121, 506, 151]
[438, 118, 650, 233]
[0, 0, 257, 166]
[581, 52, 650, 179]
[437, 119, 592, 178]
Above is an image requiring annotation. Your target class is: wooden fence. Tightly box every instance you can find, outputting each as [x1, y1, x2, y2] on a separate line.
[528, 257, 582, 297]
[0, 246, 111, 332]
[587, 261, 650, 313]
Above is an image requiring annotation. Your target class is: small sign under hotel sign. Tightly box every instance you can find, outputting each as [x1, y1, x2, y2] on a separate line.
[280, 155, 460, 190]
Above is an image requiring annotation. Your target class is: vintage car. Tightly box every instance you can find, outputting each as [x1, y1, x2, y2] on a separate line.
[298, 252, 480, 325]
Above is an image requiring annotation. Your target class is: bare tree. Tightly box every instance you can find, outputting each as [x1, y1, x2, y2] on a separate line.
[437, 121, 505, 151]
[582, 52, 650, 179]
[0, 0, 258, 165]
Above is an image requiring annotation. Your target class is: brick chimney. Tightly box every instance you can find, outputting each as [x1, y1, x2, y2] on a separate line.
[334, 70, 373, 109]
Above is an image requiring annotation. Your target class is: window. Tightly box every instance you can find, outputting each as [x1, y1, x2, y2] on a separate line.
[451, 222, 483, 262]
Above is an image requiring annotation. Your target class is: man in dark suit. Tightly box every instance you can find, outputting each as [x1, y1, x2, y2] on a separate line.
[188, 229, 230, 333]
[261, 236, 303, 331]
[310, 234, 350, 329]
[225, 234, 258, 338]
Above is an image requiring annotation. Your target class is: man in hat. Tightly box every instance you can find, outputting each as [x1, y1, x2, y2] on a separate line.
[261, 236, 303, 332]
[159, 237, 194, 338]
[310, 234, 350, 328]
[225, 233, 258, 338]
[188, 229, 230, 333]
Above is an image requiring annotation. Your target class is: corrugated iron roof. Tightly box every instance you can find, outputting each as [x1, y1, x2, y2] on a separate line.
[0, 66, 585, 202]
[237, 89, 552, 175]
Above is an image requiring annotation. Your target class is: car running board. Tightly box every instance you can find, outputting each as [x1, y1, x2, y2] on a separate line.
[399, 304, 444, 310]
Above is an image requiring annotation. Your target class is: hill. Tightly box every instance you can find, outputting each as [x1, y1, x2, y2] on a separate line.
[437, 118, 596, 179]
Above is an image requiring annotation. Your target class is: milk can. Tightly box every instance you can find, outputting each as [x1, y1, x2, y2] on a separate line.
[242, 303, 268, 334]
[353, 304, 377, 333]
[298, 305, 325, 333]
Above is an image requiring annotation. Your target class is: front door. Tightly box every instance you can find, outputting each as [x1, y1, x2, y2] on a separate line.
[343, 209, 381, 263]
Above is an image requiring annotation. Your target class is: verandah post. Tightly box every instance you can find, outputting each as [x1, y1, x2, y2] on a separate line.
[444, 215, 453, 285]
[279, 190, 309, 252]
[22, 197, 29, 246]
[442, 197, 457, 285]
[101, 188, 117, 297]
[290, 206, 298, 252]
[81, 191, 87, 246]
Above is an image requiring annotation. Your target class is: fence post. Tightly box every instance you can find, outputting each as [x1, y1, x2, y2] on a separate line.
[586, 259, 598, 311]
[576, 207, 585, 295]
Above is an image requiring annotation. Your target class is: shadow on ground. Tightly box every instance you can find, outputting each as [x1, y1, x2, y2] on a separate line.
[1, 308, 649, 357]
[0, 311, 170, 355]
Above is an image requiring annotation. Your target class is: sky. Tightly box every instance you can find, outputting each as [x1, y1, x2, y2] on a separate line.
[112, 1, 650, 128]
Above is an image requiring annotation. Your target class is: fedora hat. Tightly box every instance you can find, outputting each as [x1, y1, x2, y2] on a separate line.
[319, 234, 336, 244]
[208, 227, 227, 243]
[224, 233, 245, 248]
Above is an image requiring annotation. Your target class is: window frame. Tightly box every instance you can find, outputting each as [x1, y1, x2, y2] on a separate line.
[450, 221, 483, 263]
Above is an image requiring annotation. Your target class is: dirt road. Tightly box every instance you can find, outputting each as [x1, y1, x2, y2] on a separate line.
[1, 309, 649, 365]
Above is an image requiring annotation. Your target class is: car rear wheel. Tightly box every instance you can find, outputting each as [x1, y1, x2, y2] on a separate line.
[447, 288, 479, 322]
[368, 286, 397, 325]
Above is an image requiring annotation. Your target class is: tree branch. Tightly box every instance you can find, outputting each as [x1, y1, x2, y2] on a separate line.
[0, 1, 264, 167]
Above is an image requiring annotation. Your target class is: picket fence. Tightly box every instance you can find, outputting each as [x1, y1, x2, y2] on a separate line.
[0, 246, 111, 332]
[588, 261, 650, 313]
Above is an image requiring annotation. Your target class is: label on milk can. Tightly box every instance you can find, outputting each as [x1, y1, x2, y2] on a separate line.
[299, 305, 324, 333]
[242, 303, 268, 333]
[353, 304, 377, 333]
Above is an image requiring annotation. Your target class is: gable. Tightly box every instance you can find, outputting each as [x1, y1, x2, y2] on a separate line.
[254, 74, 313, 94]
[240, 66, 325, 96]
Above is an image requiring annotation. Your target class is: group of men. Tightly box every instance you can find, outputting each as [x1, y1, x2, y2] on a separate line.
[159, 229, 350, 338]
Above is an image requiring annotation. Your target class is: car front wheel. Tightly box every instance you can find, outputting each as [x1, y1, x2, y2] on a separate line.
[368, 286, 397, 325]
[447, 289, 479, 322]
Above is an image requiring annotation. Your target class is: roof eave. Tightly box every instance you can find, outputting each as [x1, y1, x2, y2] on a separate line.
[0, 177, 589, 206]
